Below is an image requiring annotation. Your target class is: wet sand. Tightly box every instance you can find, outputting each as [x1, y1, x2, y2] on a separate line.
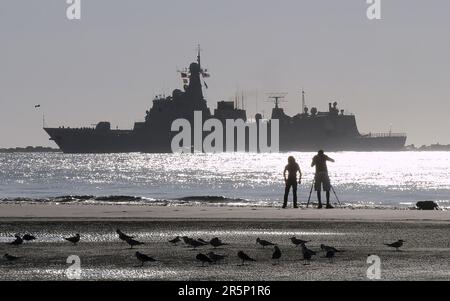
[1, 204, 450, 280]
[2, 203, 450, 221]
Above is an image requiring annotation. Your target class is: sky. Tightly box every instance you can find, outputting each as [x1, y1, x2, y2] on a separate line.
[0, 0, 449, 147]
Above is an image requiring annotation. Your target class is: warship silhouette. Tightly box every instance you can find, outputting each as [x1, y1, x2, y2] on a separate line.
[44, 49, 406, 153]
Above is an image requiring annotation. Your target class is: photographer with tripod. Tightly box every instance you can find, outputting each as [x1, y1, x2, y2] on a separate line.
[311, 150, 335, 209]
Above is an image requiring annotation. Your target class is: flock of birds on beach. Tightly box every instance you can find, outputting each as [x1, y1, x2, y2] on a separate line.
[3, 229, 406, 268]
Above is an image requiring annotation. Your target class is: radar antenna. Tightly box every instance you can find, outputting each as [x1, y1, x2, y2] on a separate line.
[267, 92, 288, 109]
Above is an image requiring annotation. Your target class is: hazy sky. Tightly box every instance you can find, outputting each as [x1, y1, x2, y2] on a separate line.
[1, 0, 449, 147]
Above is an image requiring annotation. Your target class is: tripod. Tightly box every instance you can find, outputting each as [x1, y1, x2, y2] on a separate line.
[306, 177, 342, 208]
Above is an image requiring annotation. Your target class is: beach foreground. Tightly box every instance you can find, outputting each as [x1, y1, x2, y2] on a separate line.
[1, 204, 450, 280]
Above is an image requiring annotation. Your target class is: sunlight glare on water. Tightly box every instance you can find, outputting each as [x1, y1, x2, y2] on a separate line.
[0, 152, 449, 208]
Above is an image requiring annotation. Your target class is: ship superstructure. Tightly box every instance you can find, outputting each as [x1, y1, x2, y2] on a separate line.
[44, 48, 406, 153]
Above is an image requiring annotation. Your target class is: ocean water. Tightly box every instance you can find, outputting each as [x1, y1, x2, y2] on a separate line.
[0, 152, 449, 208]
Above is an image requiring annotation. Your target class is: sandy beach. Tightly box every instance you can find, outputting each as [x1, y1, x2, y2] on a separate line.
[1, 203, 450, 281]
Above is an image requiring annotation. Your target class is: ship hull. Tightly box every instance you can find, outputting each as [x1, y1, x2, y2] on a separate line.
[44, 128, 139, 153]
[44, 127, 406, 153]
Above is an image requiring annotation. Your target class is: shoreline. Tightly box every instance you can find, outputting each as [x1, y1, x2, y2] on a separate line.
[0, 203, 449, 222]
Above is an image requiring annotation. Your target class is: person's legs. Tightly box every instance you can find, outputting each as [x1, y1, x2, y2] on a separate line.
[323, 174, 333, 208]
[314, 176, 322, 208]
[292, 182, 298, 208]
[283, 183, 291, 208]
[325, 191, 333, 208]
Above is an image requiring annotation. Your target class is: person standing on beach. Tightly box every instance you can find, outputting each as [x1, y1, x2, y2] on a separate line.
[283, 156, 302, 209]
[311, 150, 335, 209]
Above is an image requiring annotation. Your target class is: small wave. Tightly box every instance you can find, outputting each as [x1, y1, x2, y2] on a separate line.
[0, 195, 146, 205]
[1, 195, 446, 210]
[176, 195, 248, 203]
[0, 194, 257, 208]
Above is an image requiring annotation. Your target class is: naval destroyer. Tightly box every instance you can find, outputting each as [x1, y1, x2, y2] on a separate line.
[44, 49, 407, 153]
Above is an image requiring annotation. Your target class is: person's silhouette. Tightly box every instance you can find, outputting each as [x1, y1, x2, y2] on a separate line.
[311, 150, 335, 209]
[283, 156, 302, 208]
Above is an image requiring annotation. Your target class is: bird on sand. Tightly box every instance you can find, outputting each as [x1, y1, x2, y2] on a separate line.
[169, 236, 181, 244]
[197, 238, 209, 244]
[125, 237, 144, 249]
[64, 234, 80, 245]
[182, 236, 192, 244]
[210, 237, 228, 248]
[301, 243, 316, 265]
[185, 238, 207, 249]
[190, 239, 207, 249]
[196, 253, 213, 266]
[22, 234, 36, 241]
[135, 251, 156, 266]
[320, 244, 344, 253]
[290, 236, 309, 247]
[256, 238, 275, 248]
[181, 236, 204, 248]
[322, 250, 336, 263]
[272, 246, 282, 264]
[4, 253, 21, 261]
[237, 251, 256, 266]
[116, 229, 134, 241]
[207, 252, 227, 264]
[384, 240, 405, 251]
[10, 235, 23, 246]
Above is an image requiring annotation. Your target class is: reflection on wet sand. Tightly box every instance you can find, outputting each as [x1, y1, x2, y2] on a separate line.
[1, 220, 450, 280]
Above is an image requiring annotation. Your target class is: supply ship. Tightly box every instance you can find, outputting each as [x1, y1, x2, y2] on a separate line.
[44, 49, 406, 153]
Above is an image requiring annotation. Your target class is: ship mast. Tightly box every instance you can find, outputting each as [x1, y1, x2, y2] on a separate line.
[197, 44, 201, 69]
[301, 89, 306, 113]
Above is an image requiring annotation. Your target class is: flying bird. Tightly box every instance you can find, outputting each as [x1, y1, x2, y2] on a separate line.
[207, 252, 227, 264]
[320, 244, 343, 253]
[237, 251, 256, 266]
[116, 229, 134, 241]
[210, 237, 228, 248]
[4, 253, 21, 261]
[272, 246, 282, 264]
[384, 240, 405, 251]
[169, 236, 181, 244]
[125, 237, 144, 249]
[196, 253, 213, 266]
[64, 234, 80, 245]
[135, 251, 156, 266]
[22, 234, 36, 241]
[34, 104, 41, 108]
[290, 236, 309, 247]
[256, 238, 275, 248]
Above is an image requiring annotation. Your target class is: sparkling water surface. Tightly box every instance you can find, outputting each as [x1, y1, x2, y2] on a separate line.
[0, 152, 449, 208]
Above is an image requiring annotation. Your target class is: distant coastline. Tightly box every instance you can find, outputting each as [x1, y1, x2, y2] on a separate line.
[405, 143, 450, 151]
[0, 146, 60, 153]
